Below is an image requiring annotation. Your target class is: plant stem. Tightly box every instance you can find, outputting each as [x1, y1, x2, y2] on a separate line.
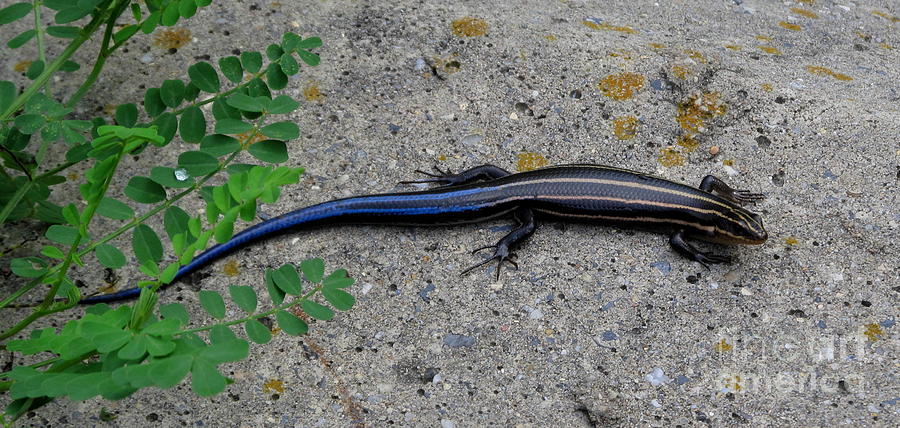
[32, 0, 47, 94]
[0, 181, 33, 225]
[64, 0, 131, 108]
[178, 286, 323, 336]
[0, 14, 103, 121]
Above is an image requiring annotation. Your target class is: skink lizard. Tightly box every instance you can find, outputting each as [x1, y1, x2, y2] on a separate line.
[82, 164, 767, 303]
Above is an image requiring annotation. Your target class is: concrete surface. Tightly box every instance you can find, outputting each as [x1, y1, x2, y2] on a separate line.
[2, 0, 898, 426]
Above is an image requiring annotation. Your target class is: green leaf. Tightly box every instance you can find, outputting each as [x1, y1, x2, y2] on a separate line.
[210, 325, 237, 344]
[152, 355, 192, 388]
[45, 224, 79, 245]
[178, 0, 197, 18]
[95, 244, 126, 268]
[214, 118, 253, 134]
[143, 318, 181, 336]
[97, 197, 134, 220]
[118, 335, 147, 360]
[188, 61, 220, 93]
[323, 288, 355, 311]
[228, 285, 257, 313]
[143, 88, 166, 117]
[45, 25, 80, 38]
[6, 29, 35, 49]
[113, 24, 138, 44]
[160, 302, 190, 325]
[260, 121, 299, 140]
[276, 310, 308, 335]
[41, 245, 65, 259]
[267, 95, 299, 114]
[199, 339, 248, 362]
[146, 336, 177, 357]
[140, 10, 160, 33]
[59, 60, 80, 72]
[322, 269, 355, 289]
[191, 359, 226, 397]
[281, 32, 301, 52]
[132, 224, 163, 264]
[247, 140, 287, 163]
[161, 2, 180, 26]
[14, 114, 45, 134]
[10, 257, 48, 278]
[153, 112, 178, 145]
[160, 79, 185, 108]
[300, 258, 325, 283]
[272, 264, 301, 295]
[296, 49, 320, 67]
[178, 151, 219, 177]
[149, 166, 192, 188]
[266, 63, 288, 90]
[240, 51, 262, 73]
[179, 106, 206, 143]
[115, 103, 138, 127]
[124, 176, 166, 203]
[211, 98, 241, 120]
[199, 134, 240, 157]
[213, 217, 233, 243]
[266, 44, 284, 60]
[245, 77, 271, 98]
[0, 80, 17, 112]
[55, 6, 91, 24]
[244, 319, 272, 344]
[163, 206, 191, 240]
[280, 53, 299, 75]
[226, 93, 266, 112]
[296, 36, 323, 49]
[0, 3, 31, 25]
[301, 300, 334, 321]
[265, 269, 285, 305]
[199, 290, 226, 319]
[218, 56, 243, 83]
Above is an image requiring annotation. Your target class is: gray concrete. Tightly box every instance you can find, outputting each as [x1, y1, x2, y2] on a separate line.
[2, 0, 898, 426]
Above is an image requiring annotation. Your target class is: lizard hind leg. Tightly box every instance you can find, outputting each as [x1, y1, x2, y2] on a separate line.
[461, 207, 535, 280]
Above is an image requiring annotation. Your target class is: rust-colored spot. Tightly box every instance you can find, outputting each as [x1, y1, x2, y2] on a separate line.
[863, 323, 884, 341]
[671, 64, 691, 79]
[761, 83, 773, 92]
[872, 11, 900, 22]
[451, 17, 488, 37]
[153, 28, 191, 49]
[608, 50, 633, 60]
[597, 72, 645, 100]
[543, 34, 557, 41]
[517, 152, 548, 172]
[223, 259, 240, 276]
[237, 130, 266, 146]
[784, 237, 799, 246]
[658, 147, 685, 167]
[613, 116, 639, 140]
[103, 104, 117, 116]
[13, 60, 32, 72]
[66, 172, 79, 181]
[880, 43, 894, 50]
[303, 82, 324, 101]
[724, 375, 744, 391]
[778, 21, 802, 31]
[676, 92, 727, 134]
[582, 20, 636, 34]
[683, 49, 707, 63]
[759, 46, 782, 55]
[437, 154, 447, 161]
[647, 43, 665, 49]
[723, 159, 735, 167]
[432, 54, 462, 74]
[263, 379, 285, 393]
[796, 0, 814, 5]
[790, 8, 819, 19]
[805, 65, 853, 81]
[755, 35, 773, 42]
[714, 339, 733, 352]
[676, 135, 700, 152]
[724, 44, 742, 51]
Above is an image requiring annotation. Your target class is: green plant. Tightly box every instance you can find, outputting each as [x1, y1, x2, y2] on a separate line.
[0, 1, 354, 424]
